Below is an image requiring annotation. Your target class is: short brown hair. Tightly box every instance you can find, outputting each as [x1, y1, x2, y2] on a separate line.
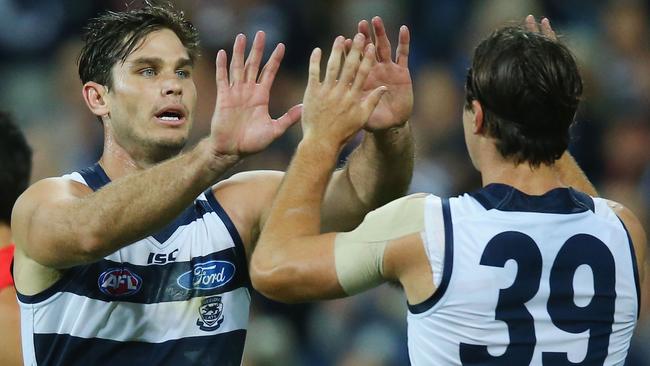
[78, 1, 199, 89]
[465, 26, 583, 166]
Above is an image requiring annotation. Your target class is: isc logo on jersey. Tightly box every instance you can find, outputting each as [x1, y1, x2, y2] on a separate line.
[98, 268, 143, 296]
[177, 260, 235, 290]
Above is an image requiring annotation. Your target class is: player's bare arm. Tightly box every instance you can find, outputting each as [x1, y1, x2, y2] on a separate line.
[11, 31, 300, 275]
[606, 200, 648, 287]
[250, 33, 386, 300]
[322, 17, 414, 231]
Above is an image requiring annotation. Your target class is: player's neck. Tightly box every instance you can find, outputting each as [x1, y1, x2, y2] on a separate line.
[0, 224, 12, 248]
[480, 155, 564, 196]
[99, 131, 165, 180]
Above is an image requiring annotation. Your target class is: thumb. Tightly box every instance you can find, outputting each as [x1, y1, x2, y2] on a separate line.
[363, 86, 387, 115]
[274, 103, 303, 136]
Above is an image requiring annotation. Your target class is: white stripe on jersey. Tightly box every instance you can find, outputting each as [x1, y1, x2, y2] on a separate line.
[20, 287, 250, 343]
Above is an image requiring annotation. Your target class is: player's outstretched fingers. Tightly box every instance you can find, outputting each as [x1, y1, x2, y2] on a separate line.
[525, 15, 540, 33]
[541, 18, 557, 41]
[372, 16, 392, 62]
[324, 36, 345, 85]
[358, 20, 373, 48]
[245, 31, 266, 83]
[230, 34, 246, 84]
[258, 43, 286, 90]
[396, 25, 410, 67]
[344, 38, 353, 55]
[352, 44, 376, 93]
[216, 50, 229, 91]
[339, 33, 365, 86]
[308, 48, 322, 87]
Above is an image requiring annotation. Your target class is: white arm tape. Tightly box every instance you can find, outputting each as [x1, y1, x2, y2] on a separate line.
[334, 193, 428, 295]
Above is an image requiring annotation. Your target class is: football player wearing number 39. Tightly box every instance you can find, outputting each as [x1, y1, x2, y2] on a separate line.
[251, 15, 646, 365]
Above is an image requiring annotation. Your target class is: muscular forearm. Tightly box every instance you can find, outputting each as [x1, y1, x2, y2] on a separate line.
[253, 139, 340, 298]
[350, 123, 414, 205]
[29, 140, 238, 267]
[323, 123, 414, 230]
[555, 152, 598, 197]
[264, 140, 338, 239]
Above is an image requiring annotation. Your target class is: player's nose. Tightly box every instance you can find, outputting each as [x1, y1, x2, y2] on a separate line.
[161, 75, 183, 96]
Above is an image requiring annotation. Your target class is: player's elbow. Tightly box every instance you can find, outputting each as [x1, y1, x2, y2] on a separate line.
[31, 230, 103, 268]
[74, 228, 108, 262]
[250, 252, 304, 303]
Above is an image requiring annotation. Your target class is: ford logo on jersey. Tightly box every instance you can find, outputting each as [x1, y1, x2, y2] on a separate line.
[177, 260, 236, 290]
[98, 268, 142, 296]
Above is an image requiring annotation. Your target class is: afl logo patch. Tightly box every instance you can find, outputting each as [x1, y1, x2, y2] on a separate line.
[177, 260, 236, 290]
[98, 268, 143, 296]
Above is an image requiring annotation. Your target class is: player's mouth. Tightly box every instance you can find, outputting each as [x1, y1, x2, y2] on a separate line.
[154, 105, 188, 127]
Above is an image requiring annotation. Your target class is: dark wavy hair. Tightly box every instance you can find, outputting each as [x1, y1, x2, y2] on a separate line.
[465, 26, 583, 166]
[78, 1, 199, 89]
[0, 112, 32, 225]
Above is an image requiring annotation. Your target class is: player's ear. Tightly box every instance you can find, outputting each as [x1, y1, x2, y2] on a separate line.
[82, 82, 110, 118]
[471, 100, 484, 134]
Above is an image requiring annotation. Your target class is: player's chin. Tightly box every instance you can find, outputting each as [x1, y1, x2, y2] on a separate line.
[162, 135, 188, 149]
[156, 123, 190, 139]
[151, 131, 189, 152]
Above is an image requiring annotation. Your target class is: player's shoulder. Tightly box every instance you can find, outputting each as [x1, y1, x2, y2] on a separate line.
[213, 170, 284, 193]
[11, 176, 92, 250]
[602, 198, 644, 234]
[23, 175, 90, 199]
[602, 198, 646, 267]
[210, 170, 286, 249]
[211, 170, 285, 207]
[363, 192, 431, 224]
[346, 193, 431, 241]
[14, 176, 91, 212]
[371, 192, 430, 213]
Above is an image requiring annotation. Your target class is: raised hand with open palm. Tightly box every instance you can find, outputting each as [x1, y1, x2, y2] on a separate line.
[346, 17, 413, 131]
[209, 31, 302, 157]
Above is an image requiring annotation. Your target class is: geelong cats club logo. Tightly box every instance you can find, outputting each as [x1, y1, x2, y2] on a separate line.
[98, 268, 142, 296]
[197, 296, 225, 331]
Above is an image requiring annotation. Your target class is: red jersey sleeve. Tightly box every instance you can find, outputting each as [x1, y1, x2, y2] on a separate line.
[0, 244, 15, 290]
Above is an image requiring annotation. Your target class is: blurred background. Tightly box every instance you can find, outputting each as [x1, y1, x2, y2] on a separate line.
[1, 0, 648, 364]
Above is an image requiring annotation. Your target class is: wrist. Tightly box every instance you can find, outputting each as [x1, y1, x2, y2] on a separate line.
[370, 122, 410, 142]
[297, 137, 340, 163]
[196, 139, 241, 176]
[367, 122, 412, 153]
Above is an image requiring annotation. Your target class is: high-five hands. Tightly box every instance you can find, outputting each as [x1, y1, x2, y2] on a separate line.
[210, 31, 302, 157]
[302, 34, 387, 148]
[345, 17, 413, 131]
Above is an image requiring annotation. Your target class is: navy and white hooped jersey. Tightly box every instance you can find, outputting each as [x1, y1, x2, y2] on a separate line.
[408, 184, 640, 366]
[17, 163, 251, 366]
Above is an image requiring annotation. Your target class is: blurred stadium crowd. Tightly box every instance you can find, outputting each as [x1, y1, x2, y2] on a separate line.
[0, 0, 648, 365]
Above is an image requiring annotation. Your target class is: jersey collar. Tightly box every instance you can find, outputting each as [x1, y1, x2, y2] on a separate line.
[469, 183, 595, 214]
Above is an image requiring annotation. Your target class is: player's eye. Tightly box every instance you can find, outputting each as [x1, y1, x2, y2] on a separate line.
[140, 68, 156, 77]
[176, 69, 190, 79]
